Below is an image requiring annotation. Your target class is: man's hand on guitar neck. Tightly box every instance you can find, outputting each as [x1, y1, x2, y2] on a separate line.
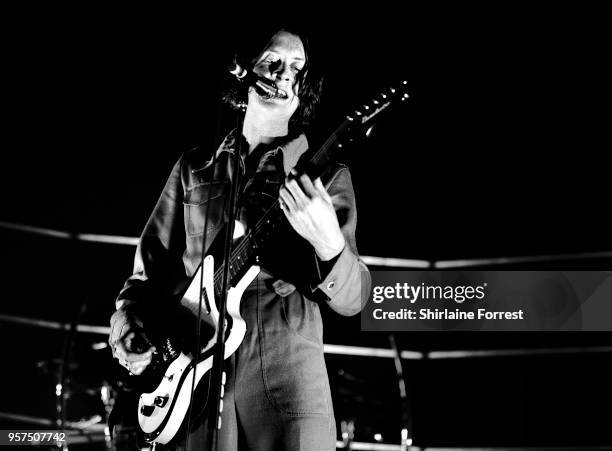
[110, 310, 156, 376]
[279, 172, 346, 262]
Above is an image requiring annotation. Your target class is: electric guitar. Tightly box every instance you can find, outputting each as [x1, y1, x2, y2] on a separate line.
[131, 81, 409, 446]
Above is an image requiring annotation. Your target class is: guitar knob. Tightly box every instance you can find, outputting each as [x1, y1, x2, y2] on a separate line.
[140, 405, 155, 417]
[154, 396, 169, 407]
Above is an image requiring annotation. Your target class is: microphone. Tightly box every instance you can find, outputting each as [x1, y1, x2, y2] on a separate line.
[228, 61, 288, 99]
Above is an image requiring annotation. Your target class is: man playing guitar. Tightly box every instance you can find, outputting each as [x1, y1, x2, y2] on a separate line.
[109, 26, 370, 450]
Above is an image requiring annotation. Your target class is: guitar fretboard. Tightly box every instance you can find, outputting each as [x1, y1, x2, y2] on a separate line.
[207, 79, 407, 295]
[210, 119, 352, 295]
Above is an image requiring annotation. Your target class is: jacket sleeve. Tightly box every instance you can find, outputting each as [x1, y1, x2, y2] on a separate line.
[110, 155, 188, 342]
[312, 166, 371, 316]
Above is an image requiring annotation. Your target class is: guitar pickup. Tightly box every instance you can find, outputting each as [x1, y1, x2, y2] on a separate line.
[154, 395, 169, 407]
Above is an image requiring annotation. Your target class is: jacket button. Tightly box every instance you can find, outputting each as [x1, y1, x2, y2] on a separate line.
[327, 281, 335, 290]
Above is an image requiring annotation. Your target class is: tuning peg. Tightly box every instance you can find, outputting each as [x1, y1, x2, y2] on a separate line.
[346, 115, 354, 121]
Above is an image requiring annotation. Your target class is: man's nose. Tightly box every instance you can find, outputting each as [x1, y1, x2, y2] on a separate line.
[272, 63, 291, 82]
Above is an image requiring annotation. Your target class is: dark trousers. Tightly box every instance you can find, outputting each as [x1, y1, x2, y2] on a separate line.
[177, 279, 337, 450]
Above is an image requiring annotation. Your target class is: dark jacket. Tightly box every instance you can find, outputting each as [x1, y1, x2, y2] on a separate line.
[109, 131, 370, 427]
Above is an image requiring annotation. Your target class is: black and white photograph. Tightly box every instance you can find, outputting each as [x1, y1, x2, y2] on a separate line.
[1, 5, 611, 451]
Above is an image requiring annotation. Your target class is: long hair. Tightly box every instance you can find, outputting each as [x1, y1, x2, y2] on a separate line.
[222, 27, 324, 133]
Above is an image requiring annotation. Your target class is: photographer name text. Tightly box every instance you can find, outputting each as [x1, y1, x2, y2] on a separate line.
[371, 283, 524, 321]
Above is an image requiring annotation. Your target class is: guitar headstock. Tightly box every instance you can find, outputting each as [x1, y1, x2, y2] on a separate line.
[346, 79, 409, 126]
[300, 79, 409, 177]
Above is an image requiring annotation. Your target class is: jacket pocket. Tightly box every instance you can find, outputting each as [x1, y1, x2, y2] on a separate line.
[280, 294, 323, 345]
[183, 181, 228, 236]
[258, 290, 331, 416]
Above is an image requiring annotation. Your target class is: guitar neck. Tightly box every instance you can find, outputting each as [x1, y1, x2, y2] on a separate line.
[208, 119, 352, 294]
[209, 79, 408, 292]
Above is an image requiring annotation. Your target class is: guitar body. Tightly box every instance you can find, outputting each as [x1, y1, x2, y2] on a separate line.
[137, 251, 260, 444]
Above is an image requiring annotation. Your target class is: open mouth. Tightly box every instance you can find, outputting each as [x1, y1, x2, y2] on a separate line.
[272, 88, 288, 99]
[254, 80, 289, 100]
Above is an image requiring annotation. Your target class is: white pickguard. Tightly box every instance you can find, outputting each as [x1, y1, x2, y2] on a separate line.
[137, 254, 260, 444]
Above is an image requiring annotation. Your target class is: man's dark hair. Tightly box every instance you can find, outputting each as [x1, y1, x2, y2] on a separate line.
[223, 27, 324, 133]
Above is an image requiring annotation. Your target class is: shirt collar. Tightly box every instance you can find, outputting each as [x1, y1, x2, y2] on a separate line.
[209, 130, 309, 176]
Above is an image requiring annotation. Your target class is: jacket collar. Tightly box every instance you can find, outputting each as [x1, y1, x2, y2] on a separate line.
[208, 130, 309, 176]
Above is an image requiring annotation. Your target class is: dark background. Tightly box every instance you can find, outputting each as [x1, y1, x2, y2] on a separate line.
[1, 5, 610, 449]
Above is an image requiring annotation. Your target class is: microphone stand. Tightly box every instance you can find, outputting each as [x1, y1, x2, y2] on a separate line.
[388, 334, 413, 451]
[207, 105, 246, 451]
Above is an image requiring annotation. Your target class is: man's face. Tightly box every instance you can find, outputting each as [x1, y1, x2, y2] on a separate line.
[248, 31, 306, 121]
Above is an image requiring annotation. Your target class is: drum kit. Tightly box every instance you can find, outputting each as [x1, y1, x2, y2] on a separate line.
[31, 352, 121, 450]
[0, 313, 137, 450]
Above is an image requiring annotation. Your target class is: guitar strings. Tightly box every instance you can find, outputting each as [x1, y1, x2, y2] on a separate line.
[211, 81, 404, 287]
[209, 120, 350, 290]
